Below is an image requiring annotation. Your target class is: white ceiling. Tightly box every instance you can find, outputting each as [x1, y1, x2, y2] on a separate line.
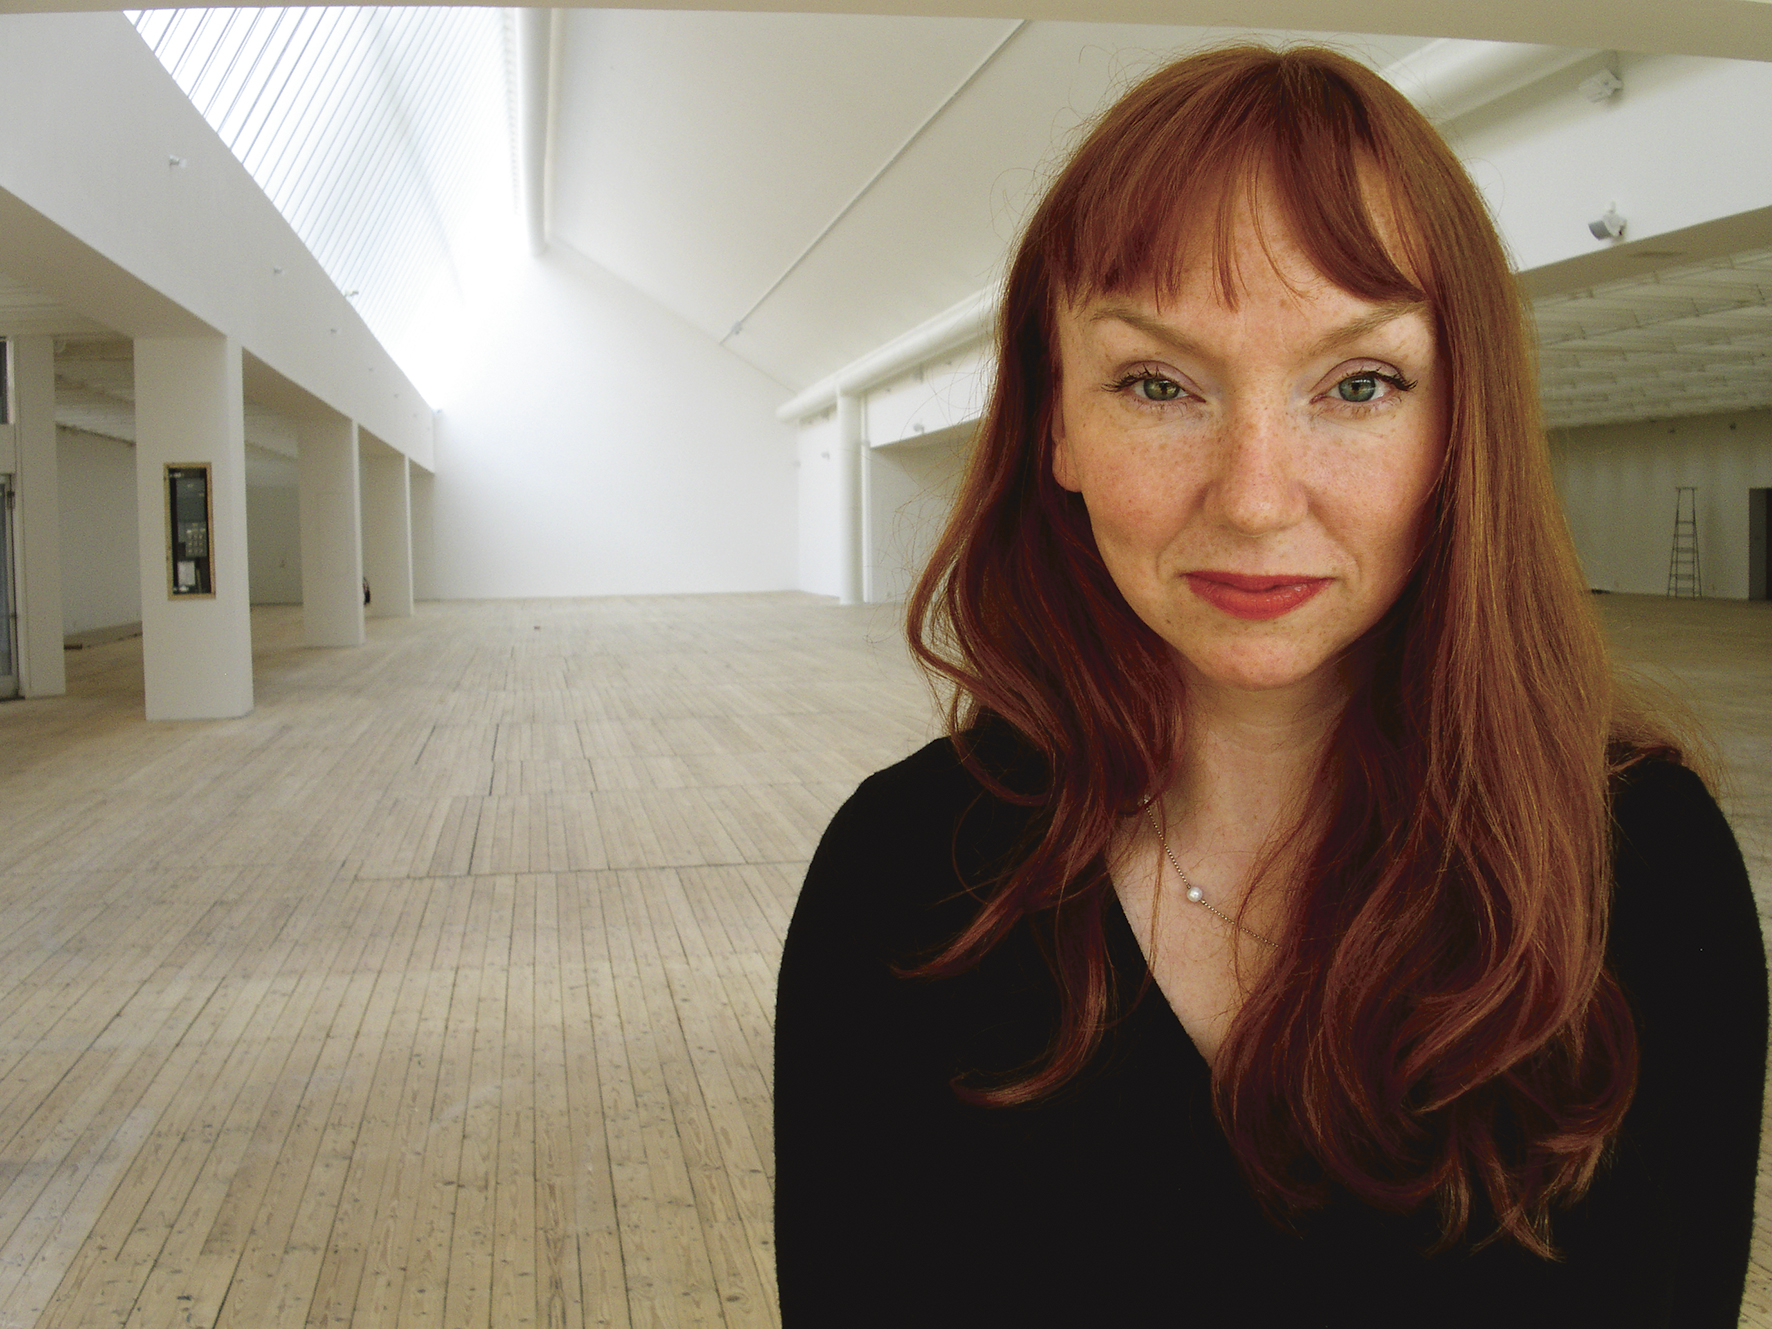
[12, 12, 1768, 439]
[549, 16, 1435, 389]
[542, 13, 1769, 420]
[550, 10, 1019, 356]
[1538, 247, 1772, 428]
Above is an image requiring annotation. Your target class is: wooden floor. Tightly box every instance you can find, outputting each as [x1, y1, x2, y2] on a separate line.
[0, 591, 1764, 1327]
[0, 595, 938, 1329]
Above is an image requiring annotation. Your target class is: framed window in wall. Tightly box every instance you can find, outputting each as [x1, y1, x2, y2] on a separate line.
[166, 464, 215, 598]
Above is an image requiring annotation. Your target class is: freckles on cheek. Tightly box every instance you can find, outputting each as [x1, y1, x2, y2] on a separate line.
[1086, 462, 1177, 547]
[1087, 429, 1197, 521]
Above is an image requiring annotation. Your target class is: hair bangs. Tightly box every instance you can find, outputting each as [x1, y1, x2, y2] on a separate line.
[1045, 48, 1430, 316]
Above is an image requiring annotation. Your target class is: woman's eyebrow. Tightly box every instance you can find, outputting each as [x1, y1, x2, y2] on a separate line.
[1086, 300, 1428, 362]
[1086, 304, 1210, 361]
[1305, 302, 1429, 358]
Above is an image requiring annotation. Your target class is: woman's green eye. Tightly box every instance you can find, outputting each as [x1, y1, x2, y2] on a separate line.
[1136, 377, 1183, 401]
[1336, 375, 1380, 403]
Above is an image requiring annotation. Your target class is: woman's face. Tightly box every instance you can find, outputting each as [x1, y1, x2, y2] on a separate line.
[1051, 199, 1445, 705]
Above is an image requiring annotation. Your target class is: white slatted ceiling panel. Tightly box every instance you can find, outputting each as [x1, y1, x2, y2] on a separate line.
[0, 271, 108, 336]
[1536, 248, 1772, 429]
[129, 7, 514, 388]
[53, 340, 299, 456]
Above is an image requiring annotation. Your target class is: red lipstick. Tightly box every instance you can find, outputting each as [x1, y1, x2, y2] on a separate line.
[1185, 571, 1330, 621]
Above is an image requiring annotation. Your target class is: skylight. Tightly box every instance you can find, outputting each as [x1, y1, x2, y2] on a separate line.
[130, 6, 517, 402]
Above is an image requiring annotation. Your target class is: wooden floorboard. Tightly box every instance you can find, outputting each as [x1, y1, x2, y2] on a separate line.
[0, 591, 1765, 1327]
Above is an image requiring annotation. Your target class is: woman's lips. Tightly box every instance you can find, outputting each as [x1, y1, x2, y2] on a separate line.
[1184, 571, 1331, 621]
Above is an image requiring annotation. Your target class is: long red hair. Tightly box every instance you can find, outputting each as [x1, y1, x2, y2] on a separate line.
[906, 44, 1652, 1256]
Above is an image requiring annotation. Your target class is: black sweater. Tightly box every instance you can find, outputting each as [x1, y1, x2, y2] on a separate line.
[775, 734, 1767, 1327]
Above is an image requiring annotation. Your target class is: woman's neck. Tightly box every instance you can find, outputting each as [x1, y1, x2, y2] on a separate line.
[1164, 670, 1347, 853]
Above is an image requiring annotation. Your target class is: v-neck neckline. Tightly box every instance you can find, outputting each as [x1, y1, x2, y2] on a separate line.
[1101, 872, 1213, 1077]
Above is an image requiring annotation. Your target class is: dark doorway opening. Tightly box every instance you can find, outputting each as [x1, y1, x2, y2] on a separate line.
[1751, 489, 1770, 600]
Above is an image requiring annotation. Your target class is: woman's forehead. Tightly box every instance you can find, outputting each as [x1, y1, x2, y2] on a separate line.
[1057, 285, 1435, 377]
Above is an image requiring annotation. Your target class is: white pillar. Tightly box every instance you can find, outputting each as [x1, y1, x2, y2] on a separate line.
[134, 336, 253, 720]
[361, 446, 412, 618]
[297, 416, 363, 647]
[10, 336, 65, 698]
[835, 391, 864, 606]
[410, 464, 436, 602]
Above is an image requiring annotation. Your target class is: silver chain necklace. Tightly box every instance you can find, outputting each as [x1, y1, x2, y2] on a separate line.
[1143, 805, 1280, 950]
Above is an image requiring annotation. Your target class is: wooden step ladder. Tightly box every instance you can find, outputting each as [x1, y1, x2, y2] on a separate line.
[1666, 486, 1702, 597]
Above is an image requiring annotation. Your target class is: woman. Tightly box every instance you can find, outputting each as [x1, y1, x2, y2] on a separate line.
[775, 45, 1765, 1326]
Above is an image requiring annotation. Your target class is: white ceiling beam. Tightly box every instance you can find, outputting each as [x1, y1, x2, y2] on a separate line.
[1379, 39, 1598, 120]
[776, 286, 993, 421]
[11, 0, 1772, 65]
[514, 6, 552, 256]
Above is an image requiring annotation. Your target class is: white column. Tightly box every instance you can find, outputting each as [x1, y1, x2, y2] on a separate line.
[9, 334, 64, 698]
[361, 446, 413, 618]
[10, 336, 65, 698]
[410, 464, 436, 601]
[134, 336, 253, 720]
[297, 416, 363, 647]
[835, 391, 864, 606]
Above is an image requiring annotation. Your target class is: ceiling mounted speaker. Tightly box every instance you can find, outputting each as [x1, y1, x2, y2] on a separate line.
[1588, 208, 1626, 240]
[1579, 68, 1624, 102]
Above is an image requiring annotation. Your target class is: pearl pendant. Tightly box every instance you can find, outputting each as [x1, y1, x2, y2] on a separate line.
[1185, 885, 1205, 904]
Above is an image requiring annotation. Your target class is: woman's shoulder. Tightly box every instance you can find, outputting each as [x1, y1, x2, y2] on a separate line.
[793, 723, 1044, 950]
[1608, 756, 1752, 920]
[1606, 754, 1765, 1040]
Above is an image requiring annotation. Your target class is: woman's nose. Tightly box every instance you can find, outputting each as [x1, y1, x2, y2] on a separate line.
[1206, 403, 1307, 537]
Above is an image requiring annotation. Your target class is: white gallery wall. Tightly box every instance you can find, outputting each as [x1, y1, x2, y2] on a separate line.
[1554, 408, 1772, 598]
[410, 466, 437, 601]
[429, 246, 796, 598]
[866, 425, 972, 605]
[246, 484, 302, 605]
[56, 426, 139, 636]
[796, 409, 841, 598]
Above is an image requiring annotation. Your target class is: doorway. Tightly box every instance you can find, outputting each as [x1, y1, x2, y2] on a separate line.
[1751, 489, 1770, 601]
[1750, 492, 1764, 602]
[0, 477, 16, 699]
[0, 339, 14, 698]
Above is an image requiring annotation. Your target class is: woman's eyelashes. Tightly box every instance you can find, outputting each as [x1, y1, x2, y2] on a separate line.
[1105, 367, 1192, 403]
[1322, 365, 1417, 409]
[1103, 361, 1419, 414]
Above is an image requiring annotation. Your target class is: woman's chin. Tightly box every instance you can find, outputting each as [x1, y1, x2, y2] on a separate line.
[1173, 649, 1350, 704]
